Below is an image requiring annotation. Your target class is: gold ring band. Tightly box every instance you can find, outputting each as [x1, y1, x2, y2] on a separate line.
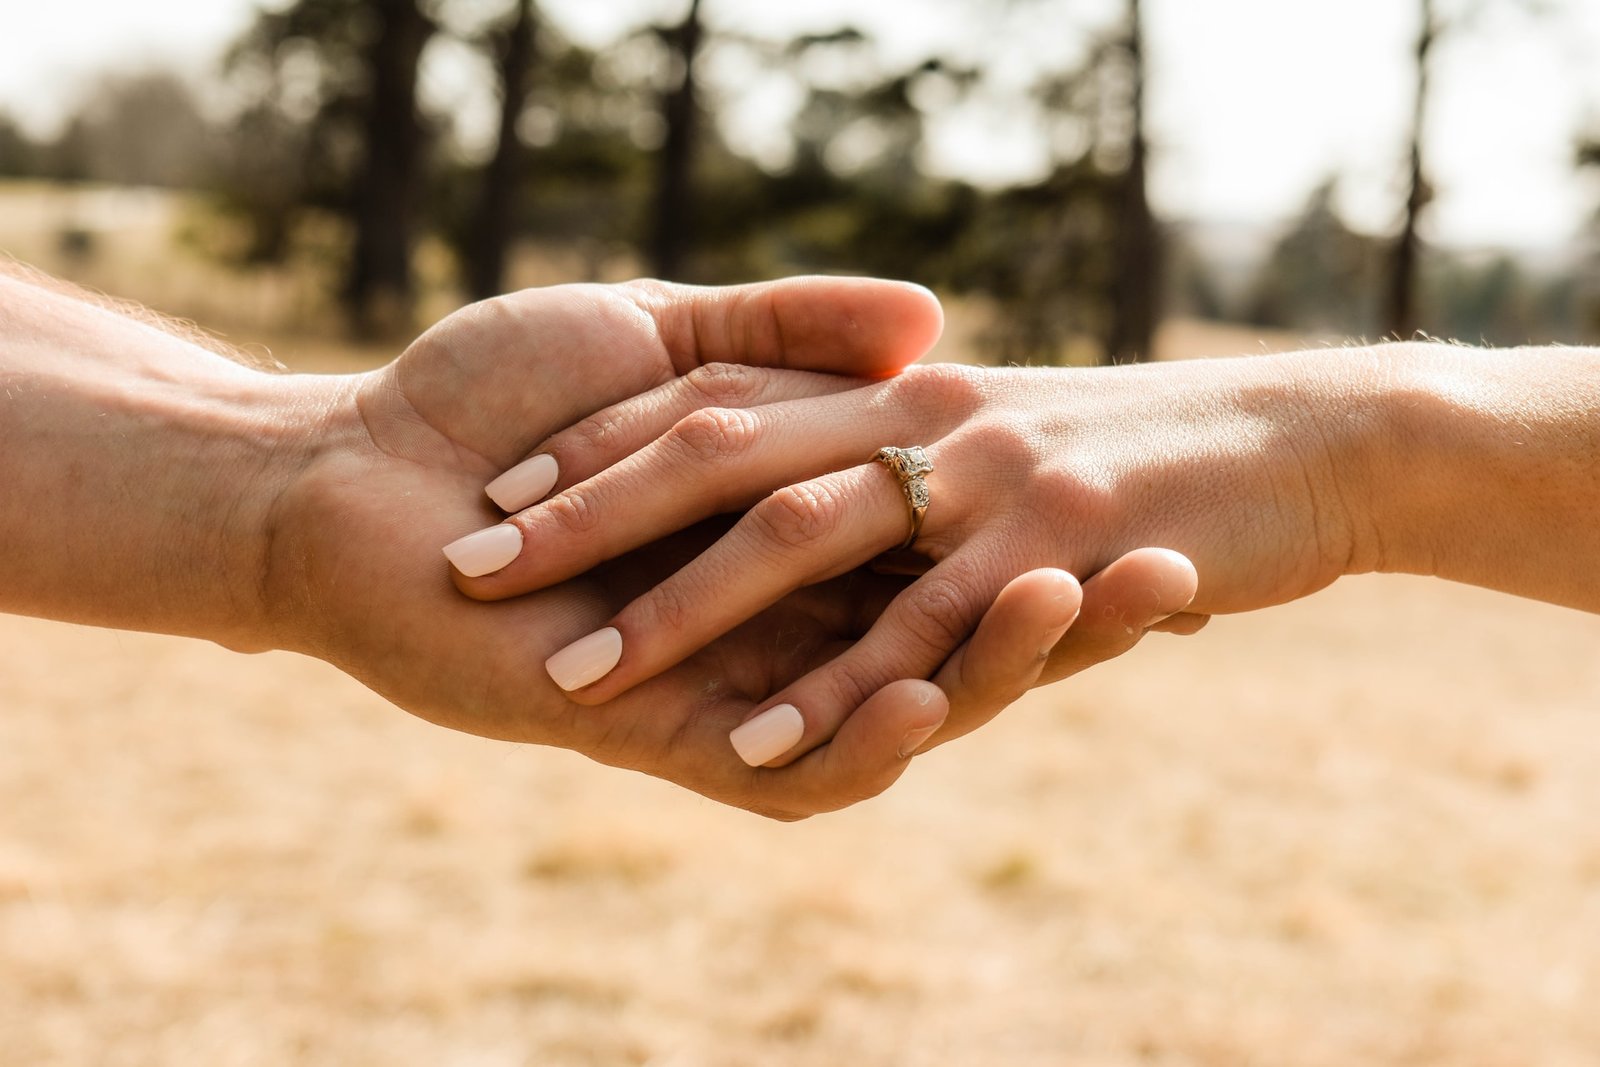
[873, 445, 933, 551]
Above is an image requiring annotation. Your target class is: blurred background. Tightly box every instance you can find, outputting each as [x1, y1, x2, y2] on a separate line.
[2, 0, 1598, 359]
[6, 2, 1600, 1065]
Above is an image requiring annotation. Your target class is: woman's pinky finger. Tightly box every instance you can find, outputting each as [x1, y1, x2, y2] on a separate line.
[746, 680, 949, 820]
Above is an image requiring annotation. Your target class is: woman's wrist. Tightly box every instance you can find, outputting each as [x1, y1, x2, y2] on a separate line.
[1267, 342, 1437, 583]
[1158, 343, 1446, 600]
[1347, 341, 1600, 608]
[1262, 340, 1504, 586]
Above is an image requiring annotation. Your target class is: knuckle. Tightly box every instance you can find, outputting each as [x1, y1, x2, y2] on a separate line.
[1029, 464, 1105, 529]
[541, 487, 601, 538]
[882, 361, 985, 419]
[964, 421, 1036, 470]
[749, 481, 842, 552]
[1029, 463, 1084, 503]
[669, 406, 759, 463]
[569, 410, 632, 463]
[684, 362, 762, 407]
[817, 658, 882, 721]
[620, 277, 671, 301]
[896, 575, 980, 656]
[634, 579, 696, 636]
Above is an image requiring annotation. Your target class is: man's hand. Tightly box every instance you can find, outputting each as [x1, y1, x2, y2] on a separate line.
[262, 279, 1193, 816]
[0, 264, 1194, 819]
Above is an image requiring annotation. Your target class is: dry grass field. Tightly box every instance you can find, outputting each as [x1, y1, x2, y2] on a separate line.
[4, 184, 1600, 1066]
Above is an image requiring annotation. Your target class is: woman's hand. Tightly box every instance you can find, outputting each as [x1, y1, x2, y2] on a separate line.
[265, 277, 955, 816]
[265, 278, 1197, 814]
[1, 261, 1203, 817]
[449, 352, 1384, 765]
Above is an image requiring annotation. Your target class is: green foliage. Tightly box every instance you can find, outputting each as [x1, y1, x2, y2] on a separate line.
[1245, 175, 1588, 345]
[0, 112, 43, 178]
[0, 72, 212, 189]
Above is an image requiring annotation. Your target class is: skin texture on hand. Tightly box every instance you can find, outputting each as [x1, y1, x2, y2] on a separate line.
[261, 278, 944, 816]
[455, 340, 1600, 769]
[257, 278, 1197, 816]
[449, 354, 1344, 766]
[0, 270, 311, 648]
[0, 265, 1201, 818]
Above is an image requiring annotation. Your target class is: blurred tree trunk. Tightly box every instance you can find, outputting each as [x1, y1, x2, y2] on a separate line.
[1580, 137, 1600, 338]
[1386, 0, 1436, 340]
[345, 0, 434, 335]
[649, 0, 704, 280]
[465, 0, 540, 302]
[1106, 0, 1159, 364]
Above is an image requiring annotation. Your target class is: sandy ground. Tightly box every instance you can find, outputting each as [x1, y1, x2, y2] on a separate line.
[5, 183, 1600, 1065]
[6, 577, 1600, 1067]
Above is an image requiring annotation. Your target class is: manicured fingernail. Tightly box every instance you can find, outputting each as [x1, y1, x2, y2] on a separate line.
[545, 627, 623, 691]
[898, 724, 941, 759]
[729, 704, 804, 767]
[442, 524, 523, 577]
[485, 454, 559, 512]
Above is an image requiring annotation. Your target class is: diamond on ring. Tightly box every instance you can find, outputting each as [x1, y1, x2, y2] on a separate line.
[873, 445, 933, 551]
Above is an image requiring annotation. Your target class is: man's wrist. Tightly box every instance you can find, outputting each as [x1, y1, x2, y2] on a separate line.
[0, 266, 357, 651]
[209, 370, 360, 653]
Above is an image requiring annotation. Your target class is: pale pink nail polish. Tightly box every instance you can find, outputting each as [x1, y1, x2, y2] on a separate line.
[729, 704, 805, 767]
[442, 524, 523, 577]
[546, 627, 623, 692]
[485, 454, 559, 513]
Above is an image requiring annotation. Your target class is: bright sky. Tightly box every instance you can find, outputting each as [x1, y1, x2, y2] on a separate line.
[3, 0, 1598, 249]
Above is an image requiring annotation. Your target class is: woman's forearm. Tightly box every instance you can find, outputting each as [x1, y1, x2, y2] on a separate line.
[0, 273, 327, 650]
[1349, 342, 1600, 612]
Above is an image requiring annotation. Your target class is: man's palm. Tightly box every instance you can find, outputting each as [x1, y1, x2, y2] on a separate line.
[272, 280, 946, 816]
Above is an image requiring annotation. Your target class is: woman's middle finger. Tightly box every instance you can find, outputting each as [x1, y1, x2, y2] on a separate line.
[543, 459, 933, 701]
[451, 381, 934, 598]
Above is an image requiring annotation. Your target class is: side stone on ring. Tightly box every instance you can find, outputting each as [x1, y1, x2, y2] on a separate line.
[873, 445, 933, 550]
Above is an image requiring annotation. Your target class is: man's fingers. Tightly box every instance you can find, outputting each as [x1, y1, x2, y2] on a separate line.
[923, 568, 1083, 748]
[1037, 547, 1199, 686]
[625, 276, 944, 378]
[1148, 611, 1211, 635]
[727, 548, 1000, 769]
[919, 549, 1199, 756]
[573, 654, 944, 822]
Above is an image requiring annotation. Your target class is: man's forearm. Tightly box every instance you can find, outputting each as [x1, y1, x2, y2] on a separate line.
[0, 272, 324, 650]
